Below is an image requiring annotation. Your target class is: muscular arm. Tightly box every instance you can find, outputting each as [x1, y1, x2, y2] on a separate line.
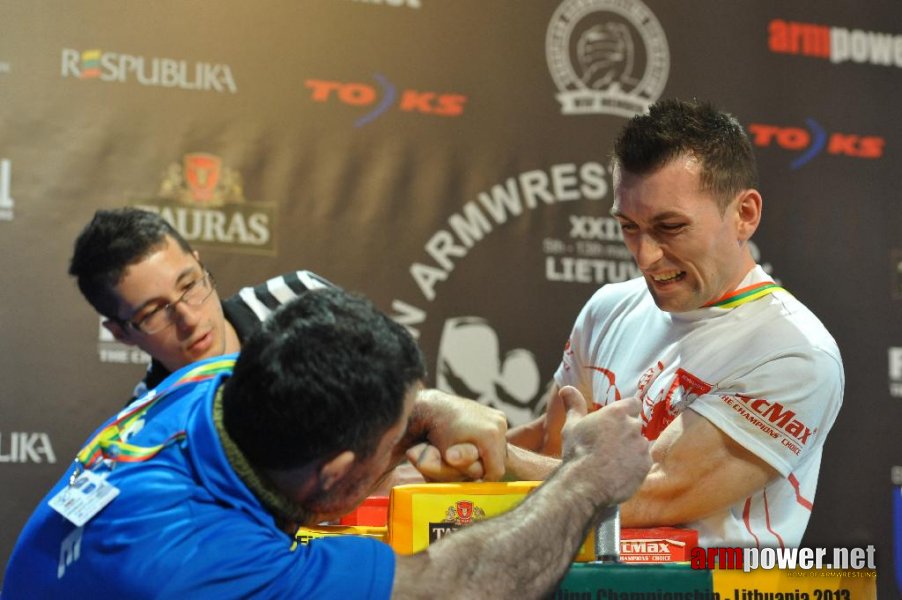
[392, 390, 651, 599]
[620, 408, 778, 526]
[506, 388, 779, 526]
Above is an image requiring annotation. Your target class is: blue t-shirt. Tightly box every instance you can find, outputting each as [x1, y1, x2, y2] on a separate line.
[3, 354, 395, 599]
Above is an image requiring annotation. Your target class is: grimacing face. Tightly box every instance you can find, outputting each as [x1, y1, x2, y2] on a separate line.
[612, 157, 758, 312]
[105, 238, 232, 372]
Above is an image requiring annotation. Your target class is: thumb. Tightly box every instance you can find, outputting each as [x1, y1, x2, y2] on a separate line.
[560, 386, 588, 421]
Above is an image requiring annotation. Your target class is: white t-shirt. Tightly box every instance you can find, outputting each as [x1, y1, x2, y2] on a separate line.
[555, 266, 844, 548]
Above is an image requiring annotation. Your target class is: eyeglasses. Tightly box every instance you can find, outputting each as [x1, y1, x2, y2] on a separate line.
[125, 271, 216, 335]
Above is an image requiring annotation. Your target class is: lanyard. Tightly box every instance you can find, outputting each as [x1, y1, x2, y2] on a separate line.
[70, 358, 236, 483]
[703, 281, 787, 309]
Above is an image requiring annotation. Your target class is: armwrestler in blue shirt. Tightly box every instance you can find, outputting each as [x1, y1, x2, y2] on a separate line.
[5, 289, 651, 599]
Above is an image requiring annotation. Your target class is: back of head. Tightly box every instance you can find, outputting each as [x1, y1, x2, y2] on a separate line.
[69, 208, 193, 318]
[613, 98, 758, 211]
[222, 287, 426, 471]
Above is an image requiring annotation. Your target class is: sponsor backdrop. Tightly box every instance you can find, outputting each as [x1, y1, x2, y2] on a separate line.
[0, 0, 899, 594]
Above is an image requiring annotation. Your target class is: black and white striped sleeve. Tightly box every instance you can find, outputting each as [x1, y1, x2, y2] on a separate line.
[236, 270, 336, 322]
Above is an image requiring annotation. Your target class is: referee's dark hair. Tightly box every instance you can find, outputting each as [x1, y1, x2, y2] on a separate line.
[223, 287, 427, 470]
[69, 208, 194, 319]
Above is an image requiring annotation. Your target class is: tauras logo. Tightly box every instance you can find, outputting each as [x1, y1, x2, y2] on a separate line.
[0, 432, 57, 463]
[61, 48, 237, 93]
[134, 153, 276, 255]
[746, 398, 813, 445]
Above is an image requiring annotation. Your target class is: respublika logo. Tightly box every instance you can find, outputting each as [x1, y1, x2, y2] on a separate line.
[133, 152, 276, 255]
[305, 75, 466, 127]
[769, 19, 902, 68]
[61, 48, 237, 93]
[0, 158, 14, 221]
[747, 120, 884, 169]
[0, 432, 57, 463]
[546, 0, 669, 117]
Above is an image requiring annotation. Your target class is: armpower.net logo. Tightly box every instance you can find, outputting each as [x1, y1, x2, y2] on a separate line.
[691, 545, 876, 574]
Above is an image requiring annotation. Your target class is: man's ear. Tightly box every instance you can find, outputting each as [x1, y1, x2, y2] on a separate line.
[734, 189, 763, 242]
[318, 451, 356, 492]
[102, 319, 136, 346]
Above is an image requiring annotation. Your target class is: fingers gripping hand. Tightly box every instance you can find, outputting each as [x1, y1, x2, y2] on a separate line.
[406, 442, 484, 482]
[559, 390, 651, 504]
[424, 393, 508, 481]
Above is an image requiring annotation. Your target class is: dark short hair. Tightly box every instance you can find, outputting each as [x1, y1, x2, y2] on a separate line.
[222, 288, 426, 470]
[68, 208, 193, 318]
[612, 98, 759, 212]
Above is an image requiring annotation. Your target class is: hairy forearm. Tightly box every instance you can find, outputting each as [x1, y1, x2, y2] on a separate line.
[393, 455, 610, 599]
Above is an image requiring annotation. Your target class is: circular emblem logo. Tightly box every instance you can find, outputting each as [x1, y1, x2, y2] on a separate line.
[547, 0, 670, 117]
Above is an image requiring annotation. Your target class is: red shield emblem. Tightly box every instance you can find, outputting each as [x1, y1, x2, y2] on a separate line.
[455, 500, 474, 524]
[183, 153, 221, 203]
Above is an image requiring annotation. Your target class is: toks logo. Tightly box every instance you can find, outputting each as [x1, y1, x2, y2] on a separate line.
[769, 19, 902, 69]
[747, 120, 884, 169]
[305, 75, 466, 127]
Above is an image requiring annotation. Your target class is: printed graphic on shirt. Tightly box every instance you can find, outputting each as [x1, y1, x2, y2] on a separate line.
[717, 394, 816, 457]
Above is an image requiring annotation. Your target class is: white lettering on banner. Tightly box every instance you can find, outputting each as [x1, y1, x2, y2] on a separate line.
[0, 158, 14, 221]
[568, 216, 623, 241]
[135, 205, 271, 247]
[831, 27, 902, 67]
[0, 432, 57, 463]
[889, 347, 902, 398]
[408, 162, 607, 303]
[97, 317, 152, 364]
[545, 256, 641, 284]
[61, 49, 237, 93]
[58, 527, 84, 579]
[392, 162, 608, 338]
[770, 19, 902, 69]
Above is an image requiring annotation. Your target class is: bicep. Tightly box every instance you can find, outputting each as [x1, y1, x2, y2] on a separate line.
[623, 409, 778, 526]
